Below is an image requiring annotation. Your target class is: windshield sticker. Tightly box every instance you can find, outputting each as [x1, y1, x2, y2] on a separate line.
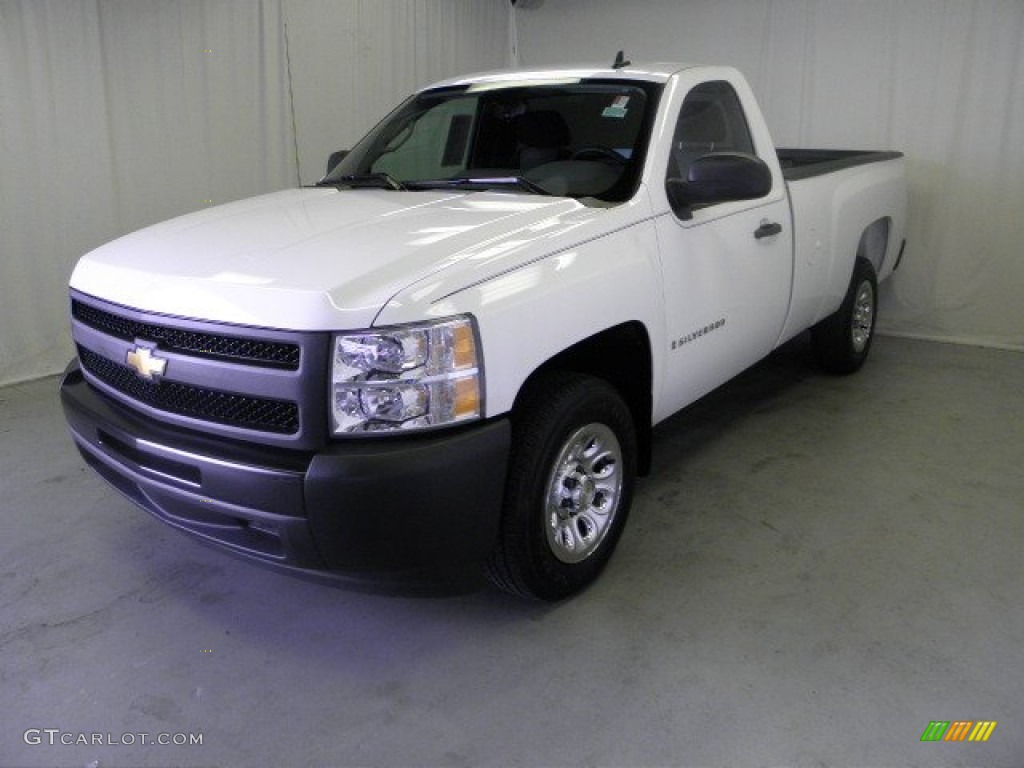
[602, 95, 630, 119]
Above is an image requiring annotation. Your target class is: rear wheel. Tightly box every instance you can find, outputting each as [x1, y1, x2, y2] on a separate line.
[486, 372, 637, 600]
[811, 257, 878, 374]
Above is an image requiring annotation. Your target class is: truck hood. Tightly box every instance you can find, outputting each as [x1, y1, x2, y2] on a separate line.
[70, 187, 594, 330]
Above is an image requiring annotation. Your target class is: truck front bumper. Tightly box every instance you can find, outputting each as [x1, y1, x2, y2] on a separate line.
[60, 361, 510, 592]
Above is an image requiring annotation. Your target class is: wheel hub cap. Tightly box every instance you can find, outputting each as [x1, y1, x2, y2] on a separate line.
[545, 423, 623, 564]
[851, 280, 875, 353]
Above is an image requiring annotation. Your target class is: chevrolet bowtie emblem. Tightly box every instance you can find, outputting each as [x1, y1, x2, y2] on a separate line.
[126, 345, 167, 381]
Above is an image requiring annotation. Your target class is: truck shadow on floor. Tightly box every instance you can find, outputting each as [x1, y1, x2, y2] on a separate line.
[647, 331, 822, 473]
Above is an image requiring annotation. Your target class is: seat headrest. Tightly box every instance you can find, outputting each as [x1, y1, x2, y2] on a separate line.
[678, 101, 727, 145]
[517, 110, 570, 148]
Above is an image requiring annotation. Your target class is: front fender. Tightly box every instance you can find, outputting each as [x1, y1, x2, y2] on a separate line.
[375, 195, 665, 418]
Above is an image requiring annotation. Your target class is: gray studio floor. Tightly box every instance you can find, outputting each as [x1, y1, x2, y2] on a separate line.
[2, 335, 1022, 768]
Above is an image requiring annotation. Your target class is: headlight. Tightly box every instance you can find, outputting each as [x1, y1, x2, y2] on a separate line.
[330, 315, 482, 434]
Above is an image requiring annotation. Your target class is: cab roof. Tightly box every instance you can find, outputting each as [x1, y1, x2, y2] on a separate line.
[421, 62, 694, 92]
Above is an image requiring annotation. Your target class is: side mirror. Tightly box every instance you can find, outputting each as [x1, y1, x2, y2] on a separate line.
[326, 150, 349, 175]
[666, 152, 772, 217]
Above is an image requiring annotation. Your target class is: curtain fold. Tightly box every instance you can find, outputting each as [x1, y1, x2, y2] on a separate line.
[1, 1, 118, 384]
[515, 0, 1024, 351]
[0, 0, 511, 386]
[0, 0, 295, 386]
[284, 0, 512, 186]
[10, 0, 1014, 388]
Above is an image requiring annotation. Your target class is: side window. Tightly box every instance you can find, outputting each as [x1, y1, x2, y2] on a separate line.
[667, 81, 755, 182]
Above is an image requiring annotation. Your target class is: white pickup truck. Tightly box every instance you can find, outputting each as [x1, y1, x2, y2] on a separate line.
[61, 60, 906, 599]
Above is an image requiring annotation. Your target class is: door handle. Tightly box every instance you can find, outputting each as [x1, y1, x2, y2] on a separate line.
[754, 221, 782, 239]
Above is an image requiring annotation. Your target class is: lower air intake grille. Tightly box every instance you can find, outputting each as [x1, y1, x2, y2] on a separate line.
[79, 347, 300, 434]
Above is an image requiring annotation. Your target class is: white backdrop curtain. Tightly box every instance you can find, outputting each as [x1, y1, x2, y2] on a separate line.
[5, 1, 1018, 388]
[285, 0, 512, 186]
[515, 0, 1024, 352]
[0, 0, 511, 387]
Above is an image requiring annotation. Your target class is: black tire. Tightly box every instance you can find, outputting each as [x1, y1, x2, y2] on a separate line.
[486, 372, 637, 600]
[811, 257, 878, 375]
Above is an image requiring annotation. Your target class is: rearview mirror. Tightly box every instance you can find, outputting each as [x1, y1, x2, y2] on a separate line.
[667, 152, 772, 217]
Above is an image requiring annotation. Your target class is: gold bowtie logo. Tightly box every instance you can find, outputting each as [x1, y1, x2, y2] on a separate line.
[126, 345, 167, 381]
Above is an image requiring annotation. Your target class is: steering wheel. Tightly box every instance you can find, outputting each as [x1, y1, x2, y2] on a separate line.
[569, 146, 628, 164]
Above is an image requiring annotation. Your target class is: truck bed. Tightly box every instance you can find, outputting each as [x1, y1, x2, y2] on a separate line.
[777, 148, 903, 181]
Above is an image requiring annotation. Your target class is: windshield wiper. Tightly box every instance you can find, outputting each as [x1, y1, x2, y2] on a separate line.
[316, 173, 407, 191]
[406, 176, 551, 196]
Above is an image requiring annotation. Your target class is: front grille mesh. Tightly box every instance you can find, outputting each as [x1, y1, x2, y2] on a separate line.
[72, 300, 300, 369]
[79, 347, 300, 434]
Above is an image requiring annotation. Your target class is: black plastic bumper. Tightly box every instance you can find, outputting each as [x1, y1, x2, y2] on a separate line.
[60, 361, 510, 592]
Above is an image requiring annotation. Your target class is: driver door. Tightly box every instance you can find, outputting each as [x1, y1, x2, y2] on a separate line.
[654, 80, 793, 417]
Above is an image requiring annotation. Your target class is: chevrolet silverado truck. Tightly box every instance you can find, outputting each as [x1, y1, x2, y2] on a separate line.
[61, 60, 907, 599]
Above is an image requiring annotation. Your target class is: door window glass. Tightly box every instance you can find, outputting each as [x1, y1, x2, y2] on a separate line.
[667, 81, 755, 182]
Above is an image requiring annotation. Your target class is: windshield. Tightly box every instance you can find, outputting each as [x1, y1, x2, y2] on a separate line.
[322, 79, 662, 203]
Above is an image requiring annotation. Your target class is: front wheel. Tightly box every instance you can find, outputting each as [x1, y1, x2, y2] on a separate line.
[486, 372, 637, 600]
[811, 257, 878, 374]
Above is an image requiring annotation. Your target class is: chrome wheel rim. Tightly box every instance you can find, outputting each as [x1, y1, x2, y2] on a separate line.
[851, 280, 875, 354]
[544, 423, 623, 564]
